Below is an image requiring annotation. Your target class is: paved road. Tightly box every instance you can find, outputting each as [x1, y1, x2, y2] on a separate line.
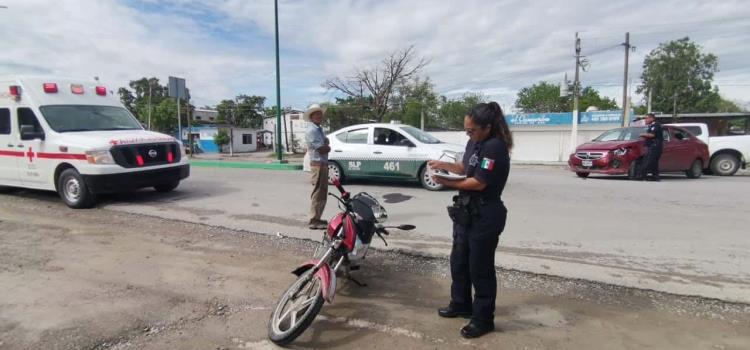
[12, 165, 750, 303]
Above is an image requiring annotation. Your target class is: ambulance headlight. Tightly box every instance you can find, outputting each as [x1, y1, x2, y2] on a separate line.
[86, 150, 115, 164]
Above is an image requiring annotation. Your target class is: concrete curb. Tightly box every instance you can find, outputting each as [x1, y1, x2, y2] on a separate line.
[190, 160, 303, 171]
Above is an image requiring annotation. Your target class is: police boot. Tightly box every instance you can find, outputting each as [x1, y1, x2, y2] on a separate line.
[437, 305, 472, 319]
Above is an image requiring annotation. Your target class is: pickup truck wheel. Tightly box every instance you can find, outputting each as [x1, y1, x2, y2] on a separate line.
[576, 172, 590, 179]
[154, 181, 180, 193]
[685, 160, 703, 179]
[710, 154, 740, 176]
[58, 168, 96, 209]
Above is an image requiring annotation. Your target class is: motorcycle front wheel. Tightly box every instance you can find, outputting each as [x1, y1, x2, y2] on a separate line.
[268, 269, 325, 345]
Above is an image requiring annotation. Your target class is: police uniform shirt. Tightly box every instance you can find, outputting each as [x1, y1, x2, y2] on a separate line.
[462, 138, 511, 198]
[645, 122, 663, 149]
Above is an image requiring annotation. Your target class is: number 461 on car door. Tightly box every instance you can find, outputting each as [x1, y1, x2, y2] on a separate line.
[383, 161, 400, 172]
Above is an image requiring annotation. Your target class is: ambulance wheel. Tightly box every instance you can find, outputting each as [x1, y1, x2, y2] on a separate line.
[58, 168, 96, 209]
[154, 181, 180, 193]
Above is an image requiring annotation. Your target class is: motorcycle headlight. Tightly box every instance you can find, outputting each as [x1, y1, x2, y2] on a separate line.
[613, 148, 628, 156]
[372, 205, 388, 223]
[86, 150, 115, 164]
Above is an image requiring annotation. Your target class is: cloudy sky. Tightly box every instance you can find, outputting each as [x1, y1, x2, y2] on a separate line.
[1, 0, 748, 111]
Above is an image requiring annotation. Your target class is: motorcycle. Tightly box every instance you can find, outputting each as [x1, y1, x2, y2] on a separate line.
[267, 179, 415, 345]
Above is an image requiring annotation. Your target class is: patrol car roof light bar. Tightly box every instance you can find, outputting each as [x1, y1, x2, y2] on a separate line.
[43, 83, 58, 93]
[95, 86, 107, 96]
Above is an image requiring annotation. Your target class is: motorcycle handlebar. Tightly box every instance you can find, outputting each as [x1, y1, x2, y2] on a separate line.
[331, 178, 349, 200]
[331, 178, 346, 194]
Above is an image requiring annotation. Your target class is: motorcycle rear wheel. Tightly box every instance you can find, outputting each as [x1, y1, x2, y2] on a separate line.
[268, 269, 325, 345]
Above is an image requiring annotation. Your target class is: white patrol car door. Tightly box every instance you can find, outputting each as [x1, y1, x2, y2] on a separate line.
[370, 127, 420, 178]
[16, 107, 50, 186]
[332, 127, 372, 176]
[0, 107, 22, 185]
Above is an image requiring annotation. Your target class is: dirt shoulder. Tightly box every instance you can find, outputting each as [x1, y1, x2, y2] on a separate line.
[1, 195, 749, 350]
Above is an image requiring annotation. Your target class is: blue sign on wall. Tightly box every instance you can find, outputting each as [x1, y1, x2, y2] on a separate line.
[579, 110, 625, 124]
[506, 110, 626, 126]
[506, 113, 572, 126]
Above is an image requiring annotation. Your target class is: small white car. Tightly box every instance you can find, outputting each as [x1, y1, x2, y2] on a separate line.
[326, 123, 464, 190]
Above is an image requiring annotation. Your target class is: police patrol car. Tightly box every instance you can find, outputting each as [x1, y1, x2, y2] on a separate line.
[0, 76, 189, 208]
[327, 123, 464, 190]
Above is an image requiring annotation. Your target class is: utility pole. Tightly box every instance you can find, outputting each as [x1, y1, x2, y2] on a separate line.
[176, 95, 181, 144]
[273, 0, 284, 162]
[187, 90, 192, 158]
[621, 32, 631, 127]
[147, 82, 153, 130]
[420, 98, 425, 130]
[571, 32, 581, 153]
[647, 89, 652, 114]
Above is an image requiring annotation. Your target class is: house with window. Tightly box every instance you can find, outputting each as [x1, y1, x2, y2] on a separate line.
[192, 108, 219, 124]
[181, 125, 262, 154]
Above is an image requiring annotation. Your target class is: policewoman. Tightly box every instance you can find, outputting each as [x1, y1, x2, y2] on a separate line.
[427, 102, 512, 339]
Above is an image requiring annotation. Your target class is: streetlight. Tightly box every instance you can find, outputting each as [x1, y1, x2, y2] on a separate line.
[273, 0, 284, 162]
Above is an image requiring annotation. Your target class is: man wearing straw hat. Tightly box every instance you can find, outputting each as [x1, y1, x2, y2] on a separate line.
[304, 104, 330, 230]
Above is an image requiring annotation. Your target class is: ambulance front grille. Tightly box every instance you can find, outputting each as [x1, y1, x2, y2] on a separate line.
[110, 142, 181, 168]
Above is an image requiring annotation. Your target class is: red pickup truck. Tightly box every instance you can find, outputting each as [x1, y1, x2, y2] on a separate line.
[568, 125, 709, 179]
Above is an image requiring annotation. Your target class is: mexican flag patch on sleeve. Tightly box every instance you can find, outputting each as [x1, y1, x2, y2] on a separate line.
[481, 158, 495, 170]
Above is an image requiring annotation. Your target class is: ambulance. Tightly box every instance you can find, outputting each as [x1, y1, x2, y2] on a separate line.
[0, 76, 189, 208]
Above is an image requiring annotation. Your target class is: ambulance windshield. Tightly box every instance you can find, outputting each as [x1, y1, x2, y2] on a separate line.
[39, 105, 143, 133]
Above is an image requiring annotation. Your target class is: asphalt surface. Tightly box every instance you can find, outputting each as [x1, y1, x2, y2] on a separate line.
[83, 165, 750, 304]
[2, 195, 749, 350]
[3, 166, 749, 304]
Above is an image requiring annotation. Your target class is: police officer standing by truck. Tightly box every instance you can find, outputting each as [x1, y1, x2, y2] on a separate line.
[639, 113, 664, 181]
[427, 102, 513, 339]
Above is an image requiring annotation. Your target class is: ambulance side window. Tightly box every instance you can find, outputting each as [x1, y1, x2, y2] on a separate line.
[0, 109, 10, 134]
[17, 108, 43, 133]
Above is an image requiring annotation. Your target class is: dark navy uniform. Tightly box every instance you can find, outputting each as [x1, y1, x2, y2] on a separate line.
[640, 122, 663, 180]
[450, 137, 510, 328]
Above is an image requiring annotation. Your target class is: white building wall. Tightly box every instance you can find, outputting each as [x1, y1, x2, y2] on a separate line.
[229, 128, 257, 153]
[263, 115, 314, 153]
[430, 125, 614, 163]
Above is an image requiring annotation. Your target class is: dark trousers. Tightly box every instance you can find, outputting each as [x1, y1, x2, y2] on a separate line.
[640, 147, 662, 179]
[450, 201, 507, 326]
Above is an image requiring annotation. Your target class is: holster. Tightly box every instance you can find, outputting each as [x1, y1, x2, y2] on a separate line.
[447, 195, 479, 227]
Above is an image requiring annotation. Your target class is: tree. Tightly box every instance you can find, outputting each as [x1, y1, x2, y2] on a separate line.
[324, 45, 429, 121]
[322, 96, 375, 131]
[117, 77, 189, 133]
[637, 37, 721, 114]
[213, 130, 230, 151]
[217, 95, 266, 128]
[439, 93, 487, 129]
[515, 81, 569, 113]
[717, 98, 744, 113]
[579, 87, 619, 111]
[515, 82, 619, 113]
[386, 77, 439, 128]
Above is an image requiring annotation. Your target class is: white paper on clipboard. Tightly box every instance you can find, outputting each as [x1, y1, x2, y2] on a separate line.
[428, 151, 466, 180]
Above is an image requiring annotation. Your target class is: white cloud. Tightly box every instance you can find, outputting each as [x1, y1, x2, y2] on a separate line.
[1, 0, 748, 109]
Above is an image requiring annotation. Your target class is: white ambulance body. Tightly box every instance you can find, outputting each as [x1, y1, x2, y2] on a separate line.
[0, 76, 189, 208]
